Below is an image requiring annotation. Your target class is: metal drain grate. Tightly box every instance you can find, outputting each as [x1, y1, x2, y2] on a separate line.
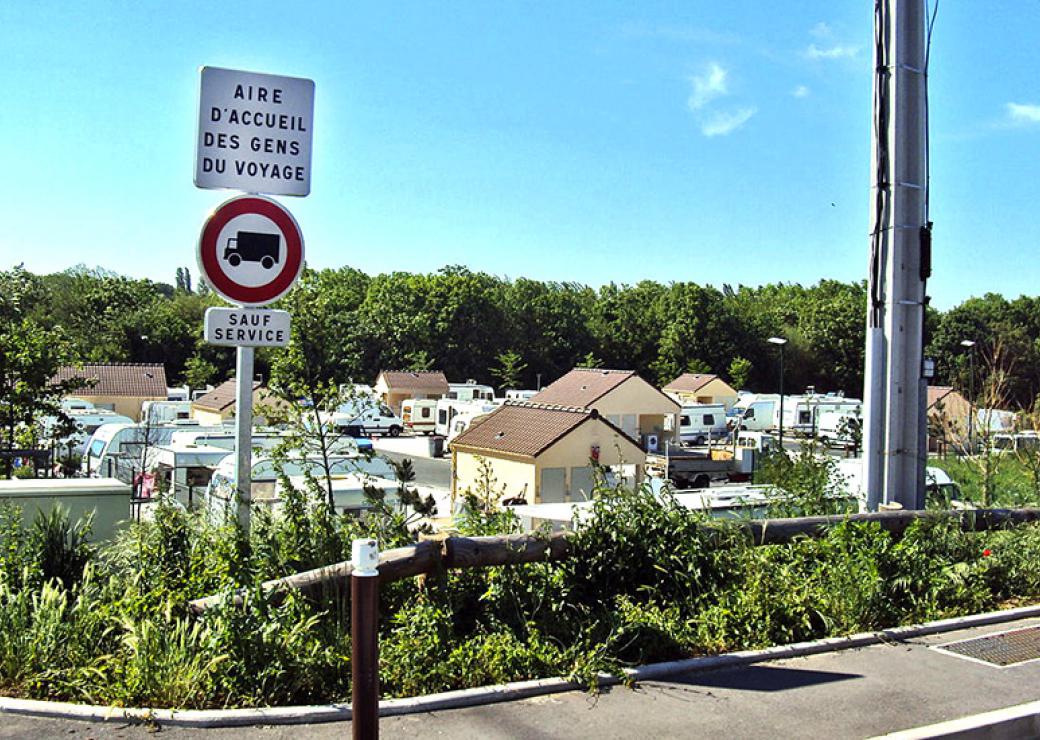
[936, 626, 1040, 667]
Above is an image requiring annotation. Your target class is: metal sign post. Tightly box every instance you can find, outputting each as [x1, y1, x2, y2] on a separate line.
[234, 344, 255, 532]
[195, 66, 312, 535]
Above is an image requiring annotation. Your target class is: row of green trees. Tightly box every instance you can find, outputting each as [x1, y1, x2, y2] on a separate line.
[5, 263, 1039, 412]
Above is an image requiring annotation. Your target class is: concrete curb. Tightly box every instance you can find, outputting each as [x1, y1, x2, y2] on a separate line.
[2, 603, 1040, 729]
[874, 699, 1040, 739]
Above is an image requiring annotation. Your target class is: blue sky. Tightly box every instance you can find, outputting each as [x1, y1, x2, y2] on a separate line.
[2, 1, 1038, 309]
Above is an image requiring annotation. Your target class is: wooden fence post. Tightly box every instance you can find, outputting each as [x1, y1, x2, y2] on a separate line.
[352, 538, 380, 740]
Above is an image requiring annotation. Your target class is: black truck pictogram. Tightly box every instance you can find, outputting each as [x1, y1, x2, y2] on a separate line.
[223, 231, 281, 269]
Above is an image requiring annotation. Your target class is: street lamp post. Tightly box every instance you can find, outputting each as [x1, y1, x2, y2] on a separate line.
[768, 337, 787, 446]
[961, 340, 976, 454]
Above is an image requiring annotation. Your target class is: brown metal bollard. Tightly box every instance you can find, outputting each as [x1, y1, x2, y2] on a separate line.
[351, 538, 380, 740]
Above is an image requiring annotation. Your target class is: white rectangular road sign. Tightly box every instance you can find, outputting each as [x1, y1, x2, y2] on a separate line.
[205, 307, 291, 347]
[195, 66, 315, 196]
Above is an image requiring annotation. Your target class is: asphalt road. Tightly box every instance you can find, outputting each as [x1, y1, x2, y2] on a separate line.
[6, 616, 1040, 739]
[377, 449, 450, 490]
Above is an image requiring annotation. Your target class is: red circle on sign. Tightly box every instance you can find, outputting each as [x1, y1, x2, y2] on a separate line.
[197, 195, 304, 306]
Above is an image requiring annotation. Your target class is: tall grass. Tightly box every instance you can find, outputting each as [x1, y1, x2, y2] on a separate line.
[1, 474, 1040, 708]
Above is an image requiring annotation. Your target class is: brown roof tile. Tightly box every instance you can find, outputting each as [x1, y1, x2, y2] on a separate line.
[377, 370, 449, 394]
[450, 402, 603, 458]
[53, 363, 167, 398]
[663, 373, 720, 393]
[529, 368, 636, 407]
[192, 378, 262, 412]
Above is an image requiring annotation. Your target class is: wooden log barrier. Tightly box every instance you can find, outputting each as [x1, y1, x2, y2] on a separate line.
[187, 509, 1040, 615]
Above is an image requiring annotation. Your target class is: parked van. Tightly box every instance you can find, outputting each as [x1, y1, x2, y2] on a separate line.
[817, 408, 862, 448]
[677, 404, 728, 445]
[732, 394, 781, 432]
[435, 399, 498, 437]
[326, 400, 404, 437]
[401, 399, 438, 435]
[447, 381, 495, 403]
[504, 389, 538, 402]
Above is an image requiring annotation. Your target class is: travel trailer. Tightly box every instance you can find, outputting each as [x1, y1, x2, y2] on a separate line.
[203, 452, 403, 519]
[435, 399, 498, 437]
[676, 404, 728, 445]
[401, 399, 438, 434]
[447, 381, 495, 403]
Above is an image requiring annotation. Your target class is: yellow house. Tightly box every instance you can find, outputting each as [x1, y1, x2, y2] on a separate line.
[663, 373, 739, 409]
[53, 363, 167, 422]
[450, 402, 645, 504]
[190, 379, 281, 425]
[530, 368, 680, 446]
[373, 370, 449, 416]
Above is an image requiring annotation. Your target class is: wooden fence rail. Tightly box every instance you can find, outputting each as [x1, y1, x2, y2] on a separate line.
[188, 508, 1040, 615]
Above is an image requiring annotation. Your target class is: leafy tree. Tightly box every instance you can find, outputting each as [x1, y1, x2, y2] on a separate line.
[490, 350, 527, 390]
[727, 356, 752, 390]
[184, 353, 220, 392]
[0, 267, 84, 477]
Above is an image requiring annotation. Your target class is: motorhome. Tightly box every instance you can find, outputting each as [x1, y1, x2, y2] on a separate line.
[435, 398, 498, 437]
[401, 399, 438, 435]
[445, 407, 495, 443]
[675, 404, 728, 445]
[447, 381, 495, 403]
[203, 452, 402, 519]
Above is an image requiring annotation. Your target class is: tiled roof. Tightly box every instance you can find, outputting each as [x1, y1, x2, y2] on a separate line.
[927, 385, 965, 410]
[192, 378, 261, 412]
[663, 373, 721, 393]
[377, 370, 449, 394]
[449, 402, 600, 458]
[52, 363, 167, 398]
[529, 368, 636, 407]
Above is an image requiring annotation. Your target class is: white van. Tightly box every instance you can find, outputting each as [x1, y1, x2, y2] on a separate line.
[504, 390, 538, 402]
[401, 399, 438, 435]
[817, 408, 862, 447]
[326, 400, 405, 437]
[677, 404, 728, 445]
[789, 396, 862, 436]
[733, 394, 781, 432]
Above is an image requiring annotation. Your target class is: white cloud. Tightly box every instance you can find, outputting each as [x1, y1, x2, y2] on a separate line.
[701, 108, 756, 137]
[688, 62, 728, 111]
[1007, 102, 1040, 125]
[792, 85, 810, 98]
[810, 22, 833, 39]
[805, 43, 859, 60]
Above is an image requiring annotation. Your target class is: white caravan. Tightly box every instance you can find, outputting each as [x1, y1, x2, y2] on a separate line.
[787, 395, 862, 436]
[676, 404, 728, 445]
[44, 408, 135, 455]
[435, 399, 498, 437]
[401, 399, 438, 435]
[141, 400, 192, 425]
[203, 453, 403, 519]
[447, 381, 496, 403]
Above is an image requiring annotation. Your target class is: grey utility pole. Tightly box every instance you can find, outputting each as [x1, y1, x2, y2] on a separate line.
[863, 0, 931, 510]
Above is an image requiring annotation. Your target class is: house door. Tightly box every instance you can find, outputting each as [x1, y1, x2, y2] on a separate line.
[570, 466, 596, 500]
[540, 468, 566, 504]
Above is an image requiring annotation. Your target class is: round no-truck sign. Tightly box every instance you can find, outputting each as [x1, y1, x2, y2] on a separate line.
[197, 195, 304, 306]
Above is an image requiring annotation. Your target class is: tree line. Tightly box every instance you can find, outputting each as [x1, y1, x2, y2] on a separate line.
[4, 263, 1039, 410]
